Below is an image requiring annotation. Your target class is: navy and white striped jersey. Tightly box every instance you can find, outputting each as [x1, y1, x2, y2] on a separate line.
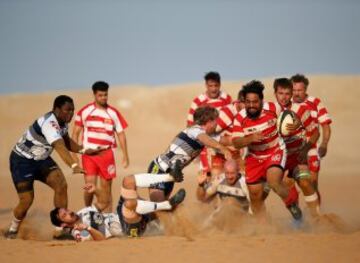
[13, 112, 68, 160]
[155, 125, 219, 172]
[71, 206, 121, 240]
[206, 173, 250, 202]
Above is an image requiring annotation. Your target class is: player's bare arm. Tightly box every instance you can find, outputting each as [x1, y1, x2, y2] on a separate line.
[298, 128, 320, 163]
[197, 133, 232, 160]
[71, 124, 83, 163]
[232, 132, 264, 149]
[319, 124, 331, 157]
[116, 131, 129, 168]
[52, 139, 84, 174]
[73, 223, 106, 241]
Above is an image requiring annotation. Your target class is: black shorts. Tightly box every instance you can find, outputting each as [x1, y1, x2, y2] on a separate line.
[147, 160, 174, 197]
[9, 151, 59, 193]
[116, 197, 151, 237]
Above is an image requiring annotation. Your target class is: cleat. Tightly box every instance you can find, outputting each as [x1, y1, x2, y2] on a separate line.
[287, 203, 303, 221]
[169, 160, 184, 182]
[4, 230, 17, 240]
[169, 188, 186, 208]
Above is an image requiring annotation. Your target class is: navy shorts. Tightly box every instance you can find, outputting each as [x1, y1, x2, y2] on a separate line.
[147, 160, 174, 197]
[9, 151, 59, 193]
[116, 197, 151, 237]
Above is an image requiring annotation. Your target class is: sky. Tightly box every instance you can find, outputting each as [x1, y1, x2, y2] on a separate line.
[0, 0, 359, 94]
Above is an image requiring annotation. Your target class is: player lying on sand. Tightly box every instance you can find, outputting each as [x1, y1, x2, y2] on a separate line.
[50, 166, 186, 240]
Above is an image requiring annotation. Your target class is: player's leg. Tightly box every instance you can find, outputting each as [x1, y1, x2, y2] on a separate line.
[267, 166, 302, 220]
[82, 154, 99, 207]
[147, 161, 176, 202]
[6, 153, 36, 238]
[247, 183, 266, 217]
[6, 186, 35, 238]
[122, 175, 185, 216]
[99, 177, 113, 213]
[294, 165, 320, 217]
[308, 150, 321, 204]
[43, 168, 68, 208]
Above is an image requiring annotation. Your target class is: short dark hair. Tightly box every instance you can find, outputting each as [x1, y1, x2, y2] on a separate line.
[290, 74, 309, 88]
[273, 78, 293, 92]
[237, 89, 245, 102]
[50, 207, 62, 227]
[193, 106, 219, 125]
[92, 81, 109, 93]
[242, 80, 265, 100]
[204, 71, 221, 83]
[53, 95, 74, 110]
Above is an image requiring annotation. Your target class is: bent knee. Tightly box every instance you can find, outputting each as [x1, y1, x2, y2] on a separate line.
[122, 175, 136, 189]
[124, 199, 137, 210]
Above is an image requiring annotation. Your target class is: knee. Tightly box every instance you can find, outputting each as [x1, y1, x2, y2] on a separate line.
[149, 190, 165, 202]
[124, 199, 137, 211]
[122, 175, 136, 189]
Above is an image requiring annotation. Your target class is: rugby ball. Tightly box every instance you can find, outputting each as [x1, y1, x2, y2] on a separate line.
[277, 110, 296, 136]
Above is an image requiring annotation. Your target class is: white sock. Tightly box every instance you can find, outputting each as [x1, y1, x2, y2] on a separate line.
[135, 200, 172, 214]
[134, 173, 174, 188]
[9, 217, 21, 232]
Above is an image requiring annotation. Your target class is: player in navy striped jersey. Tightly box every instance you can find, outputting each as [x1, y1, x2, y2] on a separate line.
[6, 95, 100, 239]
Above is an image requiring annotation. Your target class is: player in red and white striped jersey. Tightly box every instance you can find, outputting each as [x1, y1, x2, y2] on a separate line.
[72, 81, 130, 212]
[232, 80, 302, 221]
[186, 72, 232, 177]
[291, 74, 332, 203]
[273, 78, 320, 218]
[214, 89, 246, 175]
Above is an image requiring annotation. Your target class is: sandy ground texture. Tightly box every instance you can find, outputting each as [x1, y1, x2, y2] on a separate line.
[1, 75, 360, 262]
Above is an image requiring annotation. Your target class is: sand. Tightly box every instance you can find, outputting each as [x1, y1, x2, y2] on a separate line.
[1, 75, 360, 262]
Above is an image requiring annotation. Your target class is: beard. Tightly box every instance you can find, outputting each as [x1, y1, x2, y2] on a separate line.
[246, 108, 261, 119]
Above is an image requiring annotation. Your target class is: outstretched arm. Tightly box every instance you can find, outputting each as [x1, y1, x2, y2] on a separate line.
[197, 133, 232, 160]
[52, 139, 84, 174]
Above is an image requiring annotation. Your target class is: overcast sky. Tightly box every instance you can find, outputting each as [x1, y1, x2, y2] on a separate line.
[0, 0, 359, 94]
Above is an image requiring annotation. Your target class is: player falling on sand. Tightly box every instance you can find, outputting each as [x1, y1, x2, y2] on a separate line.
[49, 170, 186, 240]
[6, 95, 100, 239]
[149, 106, 232, 203]
[186, 72, 232, 178]
[231, 81, 302, 221]
[197, 159, 250, 212]
[72, 81, 130, 213]
[291, 74, 332, 204]
[270, 78, 321, 218]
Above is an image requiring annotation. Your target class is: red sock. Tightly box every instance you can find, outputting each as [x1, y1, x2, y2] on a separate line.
[283, 185, 299, 207]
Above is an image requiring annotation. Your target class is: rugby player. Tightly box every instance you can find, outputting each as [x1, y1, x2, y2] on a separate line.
[6, 95, 99, 239]
[291, 74, 332, 203]
[231, 81, 302, 221]
[271, 78, 321, 217]
[186, 72, 232, 177]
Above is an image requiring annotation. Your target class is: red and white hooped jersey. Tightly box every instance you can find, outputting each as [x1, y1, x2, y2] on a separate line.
[305, 96, 332, 125]
[75, 103, 128, 149]
[271, 101, 318, 155]
[216, 102, 238, 134]
[187, 91, 232, 126]
[232, 106, 285, 158]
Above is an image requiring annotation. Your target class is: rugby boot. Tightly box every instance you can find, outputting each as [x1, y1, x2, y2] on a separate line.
[287, 203, 303, 221]
[169, 160, 184, 182]
[169, 188, 186, 208]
